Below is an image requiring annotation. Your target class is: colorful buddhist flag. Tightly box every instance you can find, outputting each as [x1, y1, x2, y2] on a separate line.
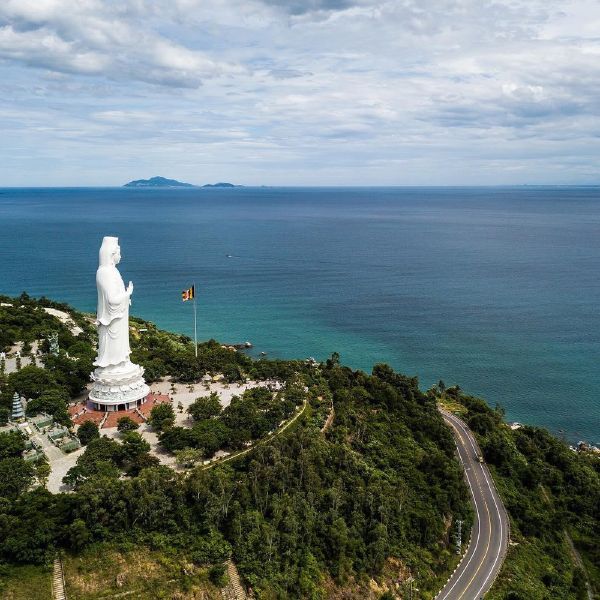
[182, 285, 195, 302]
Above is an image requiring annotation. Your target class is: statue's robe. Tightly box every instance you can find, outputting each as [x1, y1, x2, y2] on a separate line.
[94, 265, 131, 367]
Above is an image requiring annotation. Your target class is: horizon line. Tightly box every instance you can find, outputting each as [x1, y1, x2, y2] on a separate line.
[1, 184, 600, 189]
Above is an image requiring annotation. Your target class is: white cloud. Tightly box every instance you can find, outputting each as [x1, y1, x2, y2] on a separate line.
[0, 0, 599, 184]
[0, 0, 242, 87]
[0, 25, 109, 74]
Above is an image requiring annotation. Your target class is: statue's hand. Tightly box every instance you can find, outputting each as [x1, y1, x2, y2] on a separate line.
[127, 281, 134, 295]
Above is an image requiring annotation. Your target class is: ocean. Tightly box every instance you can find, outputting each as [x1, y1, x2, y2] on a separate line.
[0, 186, 598, 443]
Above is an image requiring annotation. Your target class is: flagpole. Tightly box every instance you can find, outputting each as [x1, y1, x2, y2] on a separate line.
[193, 282, 198, 357]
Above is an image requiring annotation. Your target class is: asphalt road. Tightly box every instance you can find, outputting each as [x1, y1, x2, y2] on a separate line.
[436, 410, 509, 600]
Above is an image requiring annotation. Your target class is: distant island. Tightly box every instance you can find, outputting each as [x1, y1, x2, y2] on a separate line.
[123, 177, 242, 189]
[124, 176, 195, 188]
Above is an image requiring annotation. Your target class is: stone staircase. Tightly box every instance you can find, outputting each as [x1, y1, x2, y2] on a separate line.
[321, 404, 335, 433]
[221, 559, 247, 600]
[52, 555, 66, 600]
[99, 411, 109, 429]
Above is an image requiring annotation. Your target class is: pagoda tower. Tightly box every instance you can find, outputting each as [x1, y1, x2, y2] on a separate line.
[11, 392, 25, 421]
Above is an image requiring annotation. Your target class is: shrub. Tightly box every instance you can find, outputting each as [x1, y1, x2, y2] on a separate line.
[77, 421, 100, 445]
[117, 416, 139, 432]
[209, 563, 228, 587]
[149, 403, 175, 432]
[187, 392, 222, 422]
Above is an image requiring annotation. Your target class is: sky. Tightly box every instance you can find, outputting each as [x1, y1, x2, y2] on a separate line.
[1, 0, 600, 186]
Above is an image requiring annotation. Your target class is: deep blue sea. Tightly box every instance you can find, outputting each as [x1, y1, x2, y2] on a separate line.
[1, 186, 599, 443]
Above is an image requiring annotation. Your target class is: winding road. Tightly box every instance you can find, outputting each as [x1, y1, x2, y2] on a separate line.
[436, 410, 509, 600]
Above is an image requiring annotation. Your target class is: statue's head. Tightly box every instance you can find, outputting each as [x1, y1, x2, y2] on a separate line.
[99, 236, 121, 267]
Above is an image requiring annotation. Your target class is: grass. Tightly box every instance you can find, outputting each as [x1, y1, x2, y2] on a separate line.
[62, 543, 223, 600]
[436, 397, 468, 416]
[0, 563, 52, 600]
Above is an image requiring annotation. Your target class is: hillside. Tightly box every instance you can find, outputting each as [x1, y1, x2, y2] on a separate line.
[0, 294, 598, 599]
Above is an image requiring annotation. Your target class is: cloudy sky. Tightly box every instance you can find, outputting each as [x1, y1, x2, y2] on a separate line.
[1, 0, 599, 185]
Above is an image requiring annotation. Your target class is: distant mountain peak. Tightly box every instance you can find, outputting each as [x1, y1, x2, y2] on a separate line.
[123, 176, 195, 188]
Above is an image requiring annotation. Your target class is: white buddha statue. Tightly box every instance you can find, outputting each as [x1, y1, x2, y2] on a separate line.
[95, 236, 133, 369]
[89, 236, 149, 411]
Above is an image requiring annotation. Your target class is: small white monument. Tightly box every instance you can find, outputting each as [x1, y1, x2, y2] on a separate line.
[88, 237, 149, 411]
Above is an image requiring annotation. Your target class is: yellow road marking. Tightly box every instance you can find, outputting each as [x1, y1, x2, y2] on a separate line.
[455, 422, 493, 599]
[437, 416, 484, 600]
[439, 411, 507, 599]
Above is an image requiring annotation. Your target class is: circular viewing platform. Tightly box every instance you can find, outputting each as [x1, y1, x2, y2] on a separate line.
[88, 396, 147, 412]
[70, 393, 171, 428]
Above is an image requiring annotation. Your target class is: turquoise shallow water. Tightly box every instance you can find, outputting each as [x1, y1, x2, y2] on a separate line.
[0, 186, 599, 443]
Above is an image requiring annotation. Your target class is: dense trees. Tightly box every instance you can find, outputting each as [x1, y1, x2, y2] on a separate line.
[119, 431, 158, 476]
[1, 366, 61, 403]
[26, 388, 71, 426]
[0, 431, 26, 459]
[129, 322, 253, 384]
[1, 295, 598, 598]
[187, 420, 230, 456]
[0, 458, 35, 499]
[220, 387, 297, 450]
[0, 350, 474, 597]
[158, 361, 471, 597]
[0, 293, 92, 353]
[64, 433, 160, 487]
[148, 403, 175, 432]
[160, 419, 228, 456]
[159, 385, 303, 459]
[42, 353, 92, 397]
[0, 432, 43, 502]
[77, 421, 99, 446]
[0, 295, 94, 430]
[188, 392, 222, 422]
[63, 437, 122, 487]
[175, 448, 204, 468]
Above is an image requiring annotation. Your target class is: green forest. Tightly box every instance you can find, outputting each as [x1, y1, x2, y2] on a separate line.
[0, 294, 598, 599]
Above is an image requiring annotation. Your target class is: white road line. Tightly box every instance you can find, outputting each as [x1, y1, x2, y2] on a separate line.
[437, 418, 483, 600]
[474, 461, 505, 597]
[444, 411, 507, 599]
[456, 453, 492, 599]
[445, 412, 478, 455]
